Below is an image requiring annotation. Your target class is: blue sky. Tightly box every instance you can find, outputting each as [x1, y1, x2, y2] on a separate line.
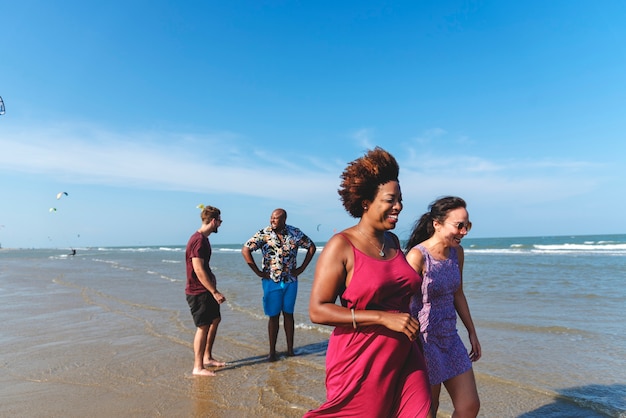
[1, 1, 625, 248]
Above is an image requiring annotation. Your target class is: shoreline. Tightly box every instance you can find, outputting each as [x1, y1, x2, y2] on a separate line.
[1, 246, 622, 417]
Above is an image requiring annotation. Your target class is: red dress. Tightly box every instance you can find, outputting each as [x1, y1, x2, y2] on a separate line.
[305, 234, 431, 417]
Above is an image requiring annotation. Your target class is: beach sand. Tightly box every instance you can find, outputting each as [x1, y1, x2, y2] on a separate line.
[0, 249, 615, 417]
[0, 254, 331, 417]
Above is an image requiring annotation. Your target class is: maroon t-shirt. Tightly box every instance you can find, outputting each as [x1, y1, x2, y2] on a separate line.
[185, 231, 213, 295]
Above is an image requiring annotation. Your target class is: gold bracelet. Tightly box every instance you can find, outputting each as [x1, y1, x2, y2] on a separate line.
[351, 308, 357, 329]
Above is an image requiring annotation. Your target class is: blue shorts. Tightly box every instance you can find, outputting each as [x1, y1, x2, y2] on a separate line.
[262, 279, 298, 317]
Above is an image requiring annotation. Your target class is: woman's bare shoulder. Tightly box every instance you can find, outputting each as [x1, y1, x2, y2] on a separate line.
[405, 245, 425, 269]
[323, 230, 354, 254]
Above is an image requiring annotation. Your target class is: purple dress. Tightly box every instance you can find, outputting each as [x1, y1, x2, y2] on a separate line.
[410, 245, 472, 385]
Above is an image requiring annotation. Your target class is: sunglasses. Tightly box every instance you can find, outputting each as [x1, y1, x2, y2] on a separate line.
[445, 221, 472, 232]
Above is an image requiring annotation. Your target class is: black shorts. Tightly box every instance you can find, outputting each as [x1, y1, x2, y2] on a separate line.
[186, 292, 221, 327]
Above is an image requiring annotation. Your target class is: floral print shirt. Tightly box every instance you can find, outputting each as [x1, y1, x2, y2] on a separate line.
[244, 224, 314, 283]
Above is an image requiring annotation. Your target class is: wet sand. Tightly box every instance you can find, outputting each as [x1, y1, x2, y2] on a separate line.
[0, 248, 616, 417]
[0, 262, 326, 417]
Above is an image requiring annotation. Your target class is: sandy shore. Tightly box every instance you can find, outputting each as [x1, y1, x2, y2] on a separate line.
[0, 249, 616, 417]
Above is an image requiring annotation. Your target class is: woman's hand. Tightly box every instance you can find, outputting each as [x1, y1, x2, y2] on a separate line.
[382, 311, 420, 341]
[468, 333, 481, 361]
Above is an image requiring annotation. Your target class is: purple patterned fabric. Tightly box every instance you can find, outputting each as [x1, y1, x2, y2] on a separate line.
[410, 245, 472, 385]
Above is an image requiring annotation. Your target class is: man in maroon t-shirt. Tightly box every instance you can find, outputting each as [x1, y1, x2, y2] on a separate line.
[185, 205, 226, 376]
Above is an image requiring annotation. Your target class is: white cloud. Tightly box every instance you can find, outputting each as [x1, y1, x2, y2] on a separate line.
[0, 122, 611, 233]
[0, 123, 338, 205]
[1, 123, 604, 208]
[351, 128, 375, 149]
[410, 128, 447, 145]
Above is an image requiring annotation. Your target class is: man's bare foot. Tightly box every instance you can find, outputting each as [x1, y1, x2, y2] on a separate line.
[204, 359, 226, 367]
[267, 354, 278, 362]
[192, 368, 216, 376]
[287, 350, 296, 357]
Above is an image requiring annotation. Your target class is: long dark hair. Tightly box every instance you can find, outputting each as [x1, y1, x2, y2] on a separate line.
[404, 196, 467, 252]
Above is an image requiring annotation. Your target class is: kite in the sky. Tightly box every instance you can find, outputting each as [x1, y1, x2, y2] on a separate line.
[56, 192, 68, 200]
[0, 96, 5, 115]
[49, 208, 57, 213]
[197, 204, 205, 210]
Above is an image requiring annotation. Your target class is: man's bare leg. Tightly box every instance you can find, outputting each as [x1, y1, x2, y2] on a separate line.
[203, 317, 226, 367]
[268, 315, 280, 361]
[284, 312, 295, 356]
[192, 325, 216, 376]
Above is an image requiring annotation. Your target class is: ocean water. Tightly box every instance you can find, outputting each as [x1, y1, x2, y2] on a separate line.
[0, 234, 624, 417]
[460, 234, 626, 417]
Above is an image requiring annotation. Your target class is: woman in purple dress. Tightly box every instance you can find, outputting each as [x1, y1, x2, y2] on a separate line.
[405, 196, 481, 418]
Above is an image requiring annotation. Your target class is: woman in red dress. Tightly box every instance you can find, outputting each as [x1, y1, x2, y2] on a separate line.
[305, 147, 431, 417]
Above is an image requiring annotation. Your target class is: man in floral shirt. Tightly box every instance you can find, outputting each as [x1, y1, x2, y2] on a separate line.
[242, 208, 316, 361]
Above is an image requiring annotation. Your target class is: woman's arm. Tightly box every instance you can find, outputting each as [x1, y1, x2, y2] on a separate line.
[308, 234, 353, 326]
[405, 247, 425, 278]
[454, 246, 481, 361]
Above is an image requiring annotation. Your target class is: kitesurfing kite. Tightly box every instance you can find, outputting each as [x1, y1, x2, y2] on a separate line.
[49, 208, 57, 213]
[197, 204, 205, 210]
[0, 96, 5, 115]
[56, 192, 68, 200]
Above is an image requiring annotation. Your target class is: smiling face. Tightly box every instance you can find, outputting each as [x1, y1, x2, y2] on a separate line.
[436, 207, 470, 247]
[363, 180, 403, 230]
[270, 209, 287, 232]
